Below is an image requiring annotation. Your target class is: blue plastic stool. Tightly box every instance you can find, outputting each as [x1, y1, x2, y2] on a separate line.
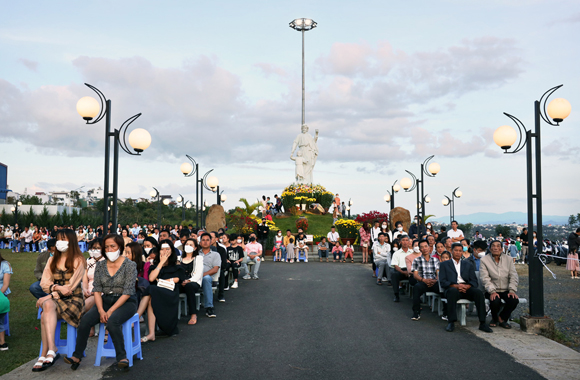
[94, 313, 142, 367]
[297, 250, 307, 262]
[37, 307, 81, 357]
[78, 242, 87, 252]
[2, 312, 9, 336]
[0, 242, 4, 249]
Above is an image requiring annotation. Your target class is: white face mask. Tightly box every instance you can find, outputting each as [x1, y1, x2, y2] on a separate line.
[219, 238, 223, 243]
[237, 239, 242, 244]
[56, 240, 69, 252]
[184, 245, 194, 253]
[478, 252, 486, 258]
[144, 247, 152, 254]
[413, 246, 421, 253]
[397, 227, 403, 232]
[89, 249, 101, 258]
[382, 224, 387, 229]
[278, 233, 282, 236]
[106, 250, 121, 262]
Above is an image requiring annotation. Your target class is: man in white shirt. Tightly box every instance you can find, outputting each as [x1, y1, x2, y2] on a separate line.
[21, 226, 33, 251]
[447, 221, 464, 243]
[327, 226, 340, 245]
[390, 235, 413, 302]
[373, 233, 391, 285]
[242, 233, 263, 280]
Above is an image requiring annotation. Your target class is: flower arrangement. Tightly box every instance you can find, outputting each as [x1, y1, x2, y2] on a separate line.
[296, 217, 309, 232]
[282, 184, 334, 211]
[334, 218, 362, 238]
[355, 211, 389, 227]
[264, 219, 279, 232]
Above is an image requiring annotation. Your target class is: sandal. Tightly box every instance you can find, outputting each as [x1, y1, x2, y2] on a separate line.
[188, 316, 197, 325]
[32, 357, 46, 372]
[64, 356, 81, 370]
[498, 321, 512, 329]
[489, 320, 498, 327]
[42, 350, 60, 369]
[141, 336, 155, 343]
[117, 359, 129, 369]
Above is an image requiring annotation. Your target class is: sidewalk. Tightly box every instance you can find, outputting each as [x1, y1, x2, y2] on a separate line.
[464, 319, 580, 380]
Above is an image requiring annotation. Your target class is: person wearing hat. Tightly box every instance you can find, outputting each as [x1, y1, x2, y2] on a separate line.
[29, 239, 57, 299]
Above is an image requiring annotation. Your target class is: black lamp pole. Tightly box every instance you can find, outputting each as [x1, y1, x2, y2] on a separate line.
[403, 170, 421, 228]
[151, 188, 160, 227]
[497, 85, 568, 318]
[443, 195, 453, 225]
[199, 169, 214, 228]
[420, 156, 438, 221]
[79, 84, 147, 235]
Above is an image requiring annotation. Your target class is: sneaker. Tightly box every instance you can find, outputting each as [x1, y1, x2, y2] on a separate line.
[411, 313, 421, 321]
[206, 308, 216, 318]
[231, 282, 238, 289]
[441, 315, 448, 321]
[242, 275, 251, 280]
[0, 343, 8, 351]
[305, 259, 308, 263]
[253, 275, 259, 280]
[218, 297, 225, 303]
[224, 286, 230, 291]
[382, 277, 387, 282]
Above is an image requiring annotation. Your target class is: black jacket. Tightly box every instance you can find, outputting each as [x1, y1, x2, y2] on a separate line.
[568, 232, 580, 252]
[257, 224, 269, 240]
[439, 258, 479, 291]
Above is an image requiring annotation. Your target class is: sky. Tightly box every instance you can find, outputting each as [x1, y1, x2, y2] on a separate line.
[1, 0, 579, 220]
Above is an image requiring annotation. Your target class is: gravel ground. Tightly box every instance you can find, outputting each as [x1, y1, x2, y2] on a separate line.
[511, 262, 580, 351]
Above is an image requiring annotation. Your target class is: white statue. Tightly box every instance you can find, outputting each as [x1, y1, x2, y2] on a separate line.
[291, 124, 319, 184]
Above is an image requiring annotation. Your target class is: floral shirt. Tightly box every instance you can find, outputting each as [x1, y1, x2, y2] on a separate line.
[359, 228, 370, 243]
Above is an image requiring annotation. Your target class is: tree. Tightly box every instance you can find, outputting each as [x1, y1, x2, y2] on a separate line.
[20, 195, 43, 205]
[495, 225, 512, 237]
[458, 223, 473, 237]
[569, 215, 577, 226]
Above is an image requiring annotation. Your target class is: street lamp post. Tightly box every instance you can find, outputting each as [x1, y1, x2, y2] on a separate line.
[493, 84, 571, 318]
[420, 156, 440, 221]
[176, 195, 189, 221]
[77, 84, 151, 235]
[181, 155, 200, 228]
[400, 174, 420, 226]
[150, 188, 161, 227]
[441, 187, 461, 225]
[384, 181, 400, 211]
[347, 198, 353, 218]
[289, 18, 317, 125]
[10, 201, 22, 225]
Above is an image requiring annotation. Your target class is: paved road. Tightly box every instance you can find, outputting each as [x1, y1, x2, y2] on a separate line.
[106, 262, 545, 380]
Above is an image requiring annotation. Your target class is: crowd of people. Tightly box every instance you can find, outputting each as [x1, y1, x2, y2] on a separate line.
[0, 222, 272, 371]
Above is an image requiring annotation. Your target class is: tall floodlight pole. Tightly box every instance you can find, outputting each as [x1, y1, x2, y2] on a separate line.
[289, 18, 317, 125]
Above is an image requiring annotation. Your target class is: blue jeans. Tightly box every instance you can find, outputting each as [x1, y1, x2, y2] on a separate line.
[29, 281, 48, 299]
[202, 275, 214, 309]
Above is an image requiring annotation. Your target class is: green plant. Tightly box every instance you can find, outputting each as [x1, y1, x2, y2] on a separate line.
[334, 218, 362, 239]
[296, 217, 309, 232]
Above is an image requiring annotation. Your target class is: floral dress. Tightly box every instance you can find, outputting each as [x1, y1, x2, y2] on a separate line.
[359, 228, 370, 248]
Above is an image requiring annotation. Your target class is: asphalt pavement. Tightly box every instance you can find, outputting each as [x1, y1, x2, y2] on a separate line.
[105, 261, 546, 380]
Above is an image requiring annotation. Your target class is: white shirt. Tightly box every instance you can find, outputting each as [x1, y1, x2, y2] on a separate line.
[447, 229, 464, 239]
[370, 227, 381, 242]
[391, 248, 412, 269]
[392, 230, 408, 241]
[452, 258, 466, 284]
[327, 231, 340, 243]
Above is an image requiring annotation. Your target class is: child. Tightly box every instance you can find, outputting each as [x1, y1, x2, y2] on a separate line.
[332, 242, 343, 262]
[318, 237, 329, 262]
[286, 237, 295, 263]
[290, 150, 308, 183]
[273, 231, 284, 262]
[343, 241, 354, 263]
[296, 240, 309, 262]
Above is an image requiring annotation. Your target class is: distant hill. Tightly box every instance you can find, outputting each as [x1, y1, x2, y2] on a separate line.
[432, 212, 568, 225]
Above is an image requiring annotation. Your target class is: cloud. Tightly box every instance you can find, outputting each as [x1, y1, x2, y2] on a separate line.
[18, 58, 38, 72]
[0, 37, 525, 166]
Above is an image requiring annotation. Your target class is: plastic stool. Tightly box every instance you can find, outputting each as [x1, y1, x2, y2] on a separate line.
[94, 313, 142, 367]
[37, 307, 83, 357]
[2, 312, 9, 336]
[178, 293, 188, 317]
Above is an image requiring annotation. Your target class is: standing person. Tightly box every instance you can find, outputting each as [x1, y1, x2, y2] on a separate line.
[359, 222, 371, 264]
[257, 218, 269, 254]
[275, 194, 283, 213]
[35, 229, 86, 372]
[180, 238, 203, 325]
[65, 234, 137, 370]
[21, 226, 33, 252]
[566, 228, 580, 279]
[519, 228, 529, 264]
[341, 202, 346, 217]
[286, 237, 296, 263]
[370, 221, 381, 273]
[447, 221, 464, 243]
[409, 216, 426, 240]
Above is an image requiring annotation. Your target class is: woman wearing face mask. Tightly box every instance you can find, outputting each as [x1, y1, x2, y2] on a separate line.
[142, 237, 159, 282]
[460, 238, 477, 270]
[65, 234, 138, 370]
[35, 229, 86, 372]
[82, 238, 104, 336]
[179, 239, 203, 325]
[273, 231, 284, 262]
[392, 222, 408, 241]
[359, 222, 371, 264]
[139, 239, 185, 343]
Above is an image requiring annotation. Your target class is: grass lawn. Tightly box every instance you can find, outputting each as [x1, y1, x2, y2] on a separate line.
[0, 249, 44, 376]
[273, 213, 337, 239]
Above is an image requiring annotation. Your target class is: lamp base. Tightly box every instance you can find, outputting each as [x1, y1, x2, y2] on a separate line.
[520, 315, 555, 339]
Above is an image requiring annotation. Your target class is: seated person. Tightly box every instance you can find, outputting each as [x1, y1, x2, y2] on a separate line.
[242, 233, 262, 279]
[438, 251, 451, 320]
[439, 243, 492, 333]
[480, 240, 519, 329]
[318, 237, 329, 262]
[29, 239, 56, 299]
[390, 236, 413, 302]
[331, 241, 343, 262]
[65, 234, 138, 370]
[410, 240, 440, 321]
[460, 238, 477, 270]
[82, 238, 104, 336]
[405, 240, 422, 285]
[286, 237, 296, 263]
[180, 238, 203, 325]
[343, 241, 355, 263]
[373, 233, 391, 285]
[226, 235, 244, 288]
[296, 240, 309, 262]
[272, 231, 285, 262]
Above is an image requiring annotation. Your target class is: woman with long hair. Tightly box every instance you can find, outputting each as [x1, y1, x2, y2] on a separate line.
[179, 238, 203, 325]
[82, 238, 104, 336]
[359, 222, 371, 264]
[35, 229, 86, 372]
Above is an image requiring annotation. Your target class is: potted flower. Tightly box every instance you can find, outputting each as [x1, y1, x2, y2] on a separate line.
[334, 218, 362, 245]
